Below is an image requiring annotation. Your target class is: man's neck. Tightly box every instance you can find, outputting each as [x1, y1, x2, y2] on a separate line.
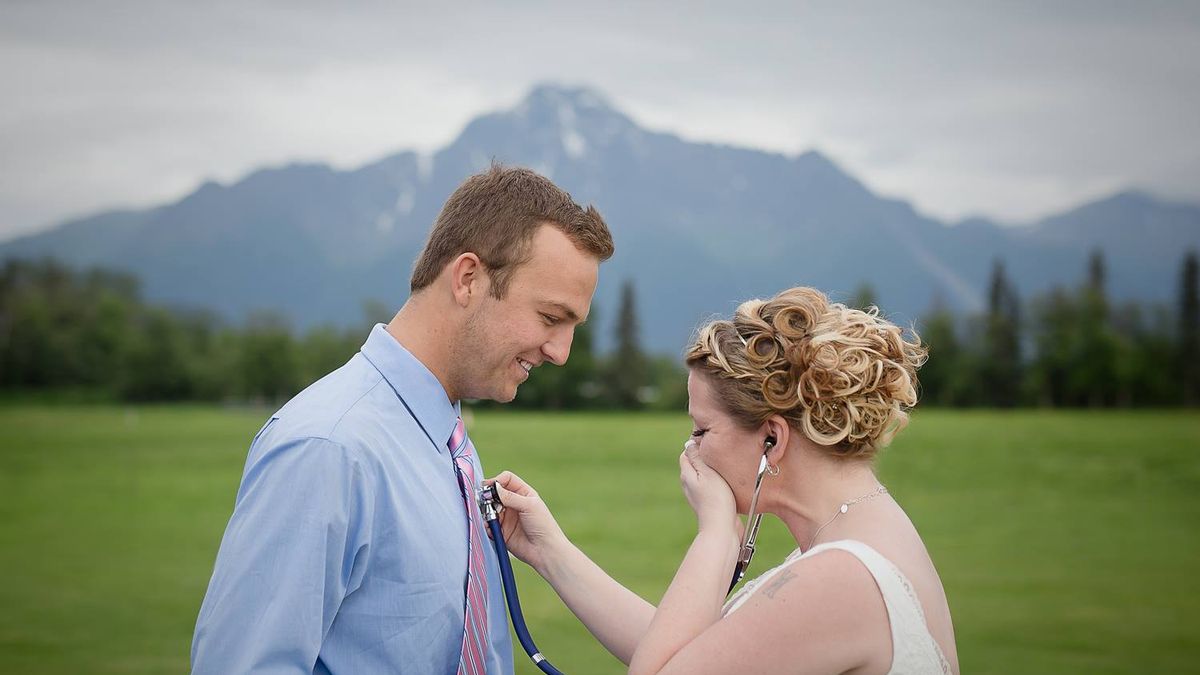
[386, 297, 459, 403]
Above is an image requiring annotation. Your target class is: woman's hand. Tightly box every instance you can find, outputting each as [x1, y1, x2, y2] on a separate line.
[484, 471, 569, 574]
[680, 440, 739, 538]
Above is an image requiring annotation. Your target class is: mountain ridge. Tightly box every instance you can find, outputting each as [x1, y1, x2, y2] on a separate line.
[3, 84, 1197, 351]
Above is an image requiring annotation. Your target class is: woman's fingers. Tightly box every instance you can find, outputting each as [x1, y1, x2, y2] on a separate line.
[486, 470, 536, 497]
[497, 509, 520, 539]
[678, 450, 698, 482]
[680, 446, 716, 481]
[493, 481, 538, 513]
[683, 440, 715, 471]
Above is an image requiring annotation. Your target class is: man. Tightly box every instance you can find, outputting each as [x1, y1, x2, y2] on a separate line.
[191, 165, 614, 673]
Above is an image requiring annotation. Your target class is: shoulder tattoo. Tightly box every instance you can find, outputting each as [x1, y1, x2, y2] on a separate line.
[762, 568, 797, 599]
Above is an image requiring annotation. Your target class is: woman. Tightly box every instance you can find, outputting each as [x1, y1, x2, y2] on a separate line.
[488, 287, 959, 674]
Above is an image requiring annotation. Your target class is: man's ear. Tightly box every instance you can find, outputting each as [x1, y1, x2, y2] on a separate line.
[763, 415, 790, 464]
[447, 253, 486, 307]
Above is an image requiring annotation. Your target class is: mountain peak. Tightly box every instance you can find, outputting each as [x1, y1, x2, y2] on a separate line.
[1039, 187, 1199, 227]
[439, 83, 641, 164]
[1088, 188, 1200, 214]
[1093, 188, 1157, 210]
[520, 83, 615, 113]
[510, 83, 637, 138]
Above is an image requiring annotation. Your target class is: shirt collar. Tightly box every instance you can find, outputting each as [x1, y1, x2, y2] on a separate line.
[360, 323, 459, 454]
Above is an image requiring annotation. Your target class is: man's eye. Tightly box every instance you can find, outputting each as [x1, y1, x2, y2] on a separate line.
[541, 313, 561, 325]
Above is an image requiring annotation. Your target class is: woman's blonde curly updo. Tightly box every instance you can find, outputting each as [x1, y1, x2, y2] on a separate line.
[684, 287, 927, 460]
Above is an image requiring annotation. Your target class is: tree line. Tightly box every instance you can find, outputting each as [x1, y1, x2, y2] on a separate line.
[1, 252, 1196, 409]
[0, 259, 682, 409]
[915, 250, 1198, 407]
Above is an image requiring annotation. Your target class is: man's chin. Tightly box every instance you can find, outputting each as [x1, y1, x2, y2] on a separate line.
[490, 382, 519, 404]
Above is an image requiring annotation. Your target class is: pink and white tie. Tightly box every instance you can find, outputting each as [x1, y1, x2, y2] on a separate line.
[449, 416, 488, 675]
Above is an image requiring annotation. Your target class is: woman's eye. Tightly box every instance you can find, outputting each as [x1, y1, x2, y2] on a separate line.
[690, 428, 707, 438]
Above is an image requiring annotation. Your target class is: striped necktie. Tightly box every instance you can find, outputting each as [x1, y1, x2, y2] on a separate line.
[448, 416, 488, 675]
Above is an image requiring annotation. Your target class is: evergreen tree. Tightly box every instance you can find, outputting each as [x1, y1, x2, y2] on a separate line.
[1027, 288, 1076, 406]
[0, 258, 141, 391]
[1087, 249, 1107, 301]
[119, 308, 199, 401]
[1074, 250, 1118, 406]
[982, 259, 1021, 407]
[238, 311, 302, 403]
[915, 293, 968, 405]
[609, 279, 647, 409]
[300, 325, 361, 389]
[917, 306, 965, 406]
[1111, 301, 1175, 406]
[1180, 250, 1200, 405]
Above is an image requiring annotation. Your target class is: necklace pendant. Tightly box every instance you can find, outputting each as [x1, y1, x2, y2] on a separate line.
[839, 504, 849, 513]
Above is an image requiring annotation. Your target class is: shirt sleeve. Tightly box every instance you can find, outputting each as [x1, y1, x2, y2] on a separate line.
[191, 434, 375, 674]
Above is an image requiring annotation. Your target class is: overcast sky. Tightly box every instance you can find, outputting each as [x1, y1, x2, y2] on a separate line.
[2, 0, 1198, 241]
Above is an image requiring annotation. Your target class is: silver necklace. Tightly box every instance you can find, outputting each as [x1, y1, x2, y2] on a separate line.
[805, 485, 889, 550]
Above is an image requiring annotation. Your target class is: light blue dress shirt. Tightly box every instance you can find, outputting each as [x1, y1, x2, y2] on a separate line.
[192, 325, 514, 674]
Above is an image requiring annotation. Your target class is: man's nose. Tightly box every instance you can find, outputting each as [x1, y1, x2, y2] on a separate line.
[542, 329, 573, 366]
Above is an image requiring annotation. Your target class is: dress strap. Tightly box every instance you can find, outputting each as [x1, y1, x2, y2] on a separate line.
[724, 540, 951, 674]
[805, 540, 930, 623]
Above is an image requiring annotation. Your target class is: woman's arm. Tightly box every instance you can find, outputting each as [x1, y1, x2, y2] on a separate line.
[627, 527, 739, 675]
[626, 446, 887, 675]
[489, 472, 655, 665]
[628, 449, 740, 675]
[633, 548, 888, 675]
[536, 533, 656, 664]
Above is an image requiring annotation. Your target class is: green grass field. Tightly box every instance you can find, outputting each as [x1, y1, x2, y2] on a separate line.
[1, 405, 1198, 674]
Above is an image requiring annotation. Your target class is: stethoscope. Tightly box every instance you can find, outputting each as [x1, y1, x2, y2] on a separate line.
[726, 435, 776, 595]
[476, 435, 776, 674]
[477, 483, 565, 675]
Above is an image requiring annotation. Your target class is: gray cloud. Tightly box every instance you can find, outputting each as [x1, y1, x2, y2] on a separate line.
[2, 0, 1198, 239]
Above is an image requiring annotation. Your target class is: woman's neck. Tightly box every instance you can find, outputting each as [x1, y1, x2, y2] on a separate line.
[764, 450, 884, 551]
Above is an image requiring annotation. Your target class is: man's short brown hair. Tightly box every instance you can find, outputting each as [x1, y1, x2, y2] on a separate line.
[410, 165, 614, 297]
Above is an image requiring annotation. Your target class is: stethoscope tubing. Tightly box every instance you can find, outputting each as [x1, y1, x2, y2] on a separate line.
[485, 502, 565, 674]
[483, 442, 771, 672]
[728, 454, 770, 595]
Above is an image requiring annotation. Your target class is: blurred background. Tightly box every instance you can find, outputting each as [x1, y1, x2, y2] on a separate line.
[1, 1, 1198, 673]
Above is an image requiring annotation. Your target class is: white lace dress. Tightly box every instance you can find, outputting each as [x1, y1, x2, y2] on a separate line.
[723, 539, 952, 675]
